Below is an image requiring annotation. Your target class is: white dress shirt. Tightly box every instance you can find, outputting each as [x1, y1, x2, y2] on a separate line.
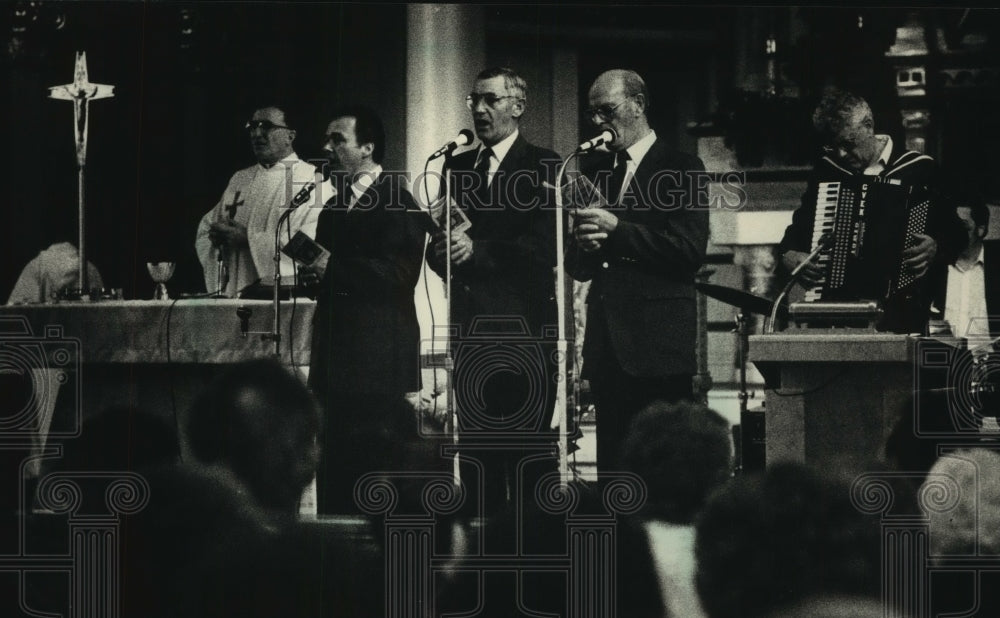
[863, 135, 893, 176]
[945, 245, 990, 348]
[347, 164, 382, 210]
[615, 129, 657, 198]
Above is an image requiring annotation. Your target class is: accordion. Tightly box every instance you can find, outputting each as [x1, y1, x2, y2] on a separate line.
[805, 178, 931, 303]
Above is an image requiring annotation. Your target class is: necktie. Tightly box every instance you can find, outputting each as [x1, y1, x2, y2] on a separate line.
[475, 147, 493, 194]
[344, 187, 355, 210]
[607, 150, 631, 206]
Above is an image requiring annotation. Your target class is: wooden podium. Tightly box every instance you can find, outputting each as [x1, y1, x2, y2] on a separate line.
[749, 333, 920, 469]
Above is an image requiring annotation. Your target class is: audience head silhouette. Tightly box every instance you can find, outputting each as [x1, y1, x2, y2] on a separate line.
[186, 359, 322, 514]
[620, 400, 733, 524]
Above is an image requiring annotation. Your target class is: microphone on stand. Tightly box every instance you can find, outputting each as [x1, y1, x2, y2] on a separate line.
[267, 180, 318, 357]
[428, 129, 475, 160]
[576, 128, 618, 153]
[277, 181, 318, 226]
[766, 233, 833, 333]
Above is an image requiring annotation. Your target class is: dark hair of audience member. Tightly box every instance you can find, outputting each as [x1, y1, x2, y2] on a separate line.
[55, 405, 179, 473]
[436, 480, 664, 618]
[695, 463, 882, 618]
[620, 400, 733, 523]
[121, 463, 278, 618]
[186, 359, 322, 514]
[884, 389, 982, 493]
[123, 461, 383, 618]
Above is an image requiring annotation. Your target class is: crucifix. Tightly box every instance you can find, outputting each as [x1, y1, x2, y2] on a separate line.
[224, 190, 244, 220]
[48, 51, 114, 296]
[215, 190, 244, 295]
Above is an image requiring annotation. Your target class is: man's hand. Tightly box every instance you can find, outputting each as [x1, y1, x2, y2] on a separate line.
[432, 231, 474, 266]
[572, 208, 618, 253]
[208, 219, 249, 248]
[298, 253, 329, 287]
[901, 233, 937, 280]
[781, 250, 825, 287]
[559, 175, 604, 210]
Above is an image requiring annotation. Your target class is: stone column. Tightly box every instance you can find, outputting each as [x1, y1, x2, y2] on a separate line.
[405, 4, 485, 201]
[405, 4, 486, 367]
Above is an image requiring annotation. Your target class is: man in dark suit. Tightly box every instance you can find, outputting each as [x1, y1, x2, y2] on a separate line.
[426, 67, 561, 516]
[301, 105, 426, 514]
[933, 193, 1000, 343]
[566, 69, 709, 477]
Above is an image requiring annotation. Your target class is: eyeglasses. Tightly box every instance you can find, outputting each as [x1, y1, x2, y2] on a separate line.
[585, 97, 632, 122]
[466, 93, 518, 110]
[245, 120, 290, 133]
[821, 140, 858, 155]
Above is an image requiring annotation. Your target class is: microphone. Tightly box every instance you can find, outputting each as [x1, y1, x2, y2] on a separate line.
[277, 181, 317, 225]
[428, 129, 475, 160]
[290, 181, 318, 208]
[766, 233, 834, 333]
[577, 129, 618, 153]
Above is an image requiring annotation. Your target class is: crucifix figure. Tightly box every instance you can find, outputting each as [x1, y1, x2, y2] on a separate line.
[214, 190, 244, 294]
[48, 51, 115, 295]
[224, 190, 245, 220]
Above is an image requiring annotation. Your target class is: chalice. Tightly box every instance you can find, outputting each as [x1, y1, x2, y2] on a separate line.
[146, 262, 176, 300]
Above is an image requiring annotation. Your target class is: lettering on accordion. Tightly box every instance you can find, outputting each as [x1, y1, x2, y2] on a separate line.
[805, 178, 930, 304]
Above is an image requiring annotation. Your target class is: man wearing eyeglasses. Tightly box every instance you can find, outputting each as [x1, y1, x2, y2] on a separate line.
[426, 66, 561, 516]
[778, 90, 964, 332]
[566, 69, 709, 480]
[195, 105, 324, 297]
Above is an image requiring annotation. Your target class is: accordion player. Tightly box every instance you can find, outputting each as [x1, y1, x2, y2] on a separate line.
[779, 161, 965, 334]
[805, 178, 931, 305]
[779, 91, 968, 333]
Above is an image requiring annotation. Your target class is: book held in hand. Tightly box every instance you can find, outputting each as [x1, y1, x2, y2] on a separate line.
[428, 194, 472, 234]
[280, 231, 330, 267]
[562, 173, 605, 210]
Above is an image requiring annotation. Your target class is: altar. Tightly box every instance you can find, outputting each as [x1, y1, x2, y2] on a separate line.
[0, 299, 316, 463]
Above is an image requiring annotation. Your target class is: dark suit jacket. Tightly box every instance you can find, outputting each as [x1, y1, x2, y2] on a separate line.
[566, 137, 709, 379]
[426, 133, 561, 339]
[308, 173, 426, 396]
[932, 239, 1000, 336]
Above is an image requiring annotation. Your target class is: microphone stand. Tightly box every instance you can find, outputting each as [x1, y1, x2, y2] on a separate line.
[268, 213, 288, 359]
[552, 150, 580, 489]
[441, 157, 460, 488]
[268, 181, 317, 359]
[766, 235, 831, 333]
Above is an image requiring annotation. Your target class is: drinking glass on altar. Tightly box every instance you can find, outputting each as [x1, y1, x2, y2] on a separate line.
[146, 262, 176, 300]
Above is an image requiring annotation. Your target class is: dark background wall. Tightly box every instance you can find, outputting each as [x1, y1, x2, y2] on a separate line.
[2, 4, 998, 300]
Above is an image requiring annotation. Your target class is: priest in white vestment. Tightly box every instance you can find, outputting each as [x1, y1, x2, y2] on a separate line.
[195, 106, 329, 297]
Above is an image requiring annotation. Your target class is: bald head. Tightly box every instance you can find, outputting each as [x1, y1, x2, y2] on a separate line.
[587, 69, 651, 151]
[591, 70, 648, 103]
